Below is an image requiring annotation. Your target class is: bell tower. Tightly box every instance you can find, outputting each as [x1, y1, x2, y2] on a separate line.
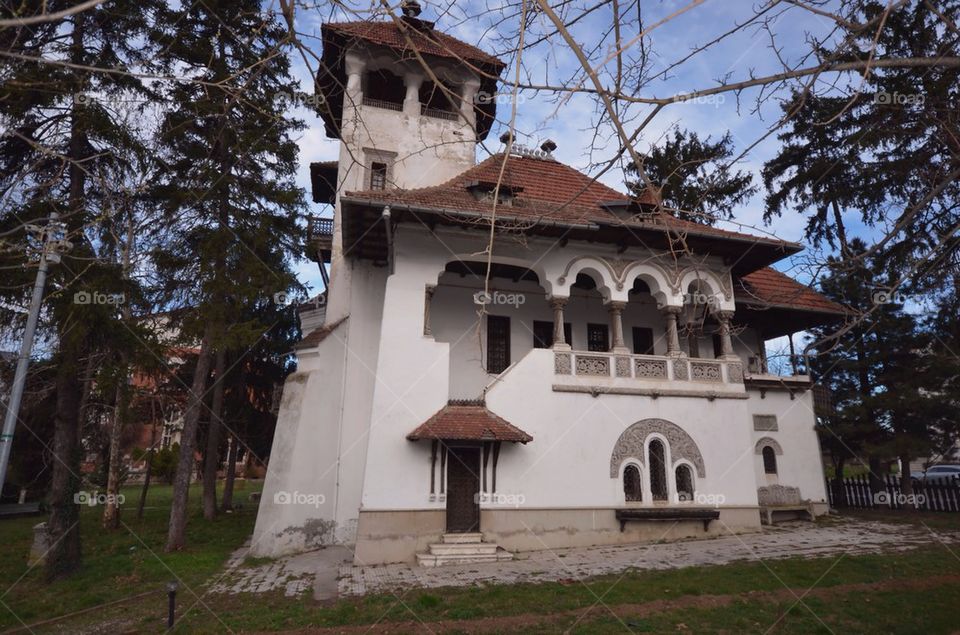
[317, 4, 505, 194]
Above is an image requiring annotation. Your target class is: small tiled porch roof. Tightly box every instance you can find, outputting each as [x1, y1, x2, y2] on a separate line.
[407, 401, 533, 443]
[737, 268, 847, 315]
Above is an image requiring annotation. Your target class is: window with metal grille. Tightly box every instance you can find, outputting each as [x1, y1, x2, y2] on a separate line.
[486, 315, 511, 373]
[649, 439, 668, 501]
[370, 162, 387, 190]
[675, 465, 694, 502]
[623, 464, 642, 501]
[587, 323, 608, 352]
[533, 320, 571, 349]
[632, 327, 654, 355]
[762, 446, 778, 474]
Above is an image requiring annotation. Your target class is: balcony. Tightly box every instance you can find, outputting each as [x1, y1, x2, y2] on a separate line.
[551, 350, 748, 400]
[307, 216, 333, 264]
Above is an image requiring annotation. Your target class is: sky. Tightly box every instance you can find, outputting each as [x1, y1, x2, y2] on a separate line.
[283, 1, 873, 303]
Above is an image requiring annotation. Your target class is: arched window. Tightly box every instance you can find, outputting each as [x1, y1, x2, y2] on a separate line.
[623, 464, 642, 502]
[648, 439, 668, 501]
[762, 446, 778, 474]
[675, 465, 694, 502]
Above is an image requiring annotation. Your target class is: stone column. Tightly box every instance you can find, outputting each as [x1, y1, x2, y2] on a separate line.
[344, 54, 365, 103]
[461, 80, 480, 130]
[550, 297, 569, 349]
[663, 306, 684, 357]
[717, 310, 737, 359]
[607, 301, 628, 353]
[423, 285, 435, 336]
[403, 72, 423, 117]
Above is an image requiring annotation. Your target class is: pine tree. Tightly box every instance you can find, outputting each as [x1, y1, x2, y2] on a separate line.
[150, 1, 305, 550]
[626, 128, 756, 225]
[0, 0, 159, 578]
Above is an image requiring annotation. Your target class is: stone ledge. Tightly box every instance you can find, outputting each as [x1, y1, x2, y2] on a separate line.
[552, 384, 750, 399]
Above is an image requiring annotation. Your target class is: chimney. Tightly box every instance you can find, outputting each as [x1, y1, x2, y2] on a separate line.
[401, 0, 422, 18]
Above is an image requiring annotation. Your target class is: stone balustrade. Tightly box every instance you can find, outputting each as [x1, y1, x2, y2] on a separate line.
[554, 350, 744, 386]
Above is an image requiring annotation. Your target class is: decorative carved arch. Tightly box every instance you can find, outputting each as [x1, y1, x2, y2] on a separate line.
[555, 256, 618, 301]
[620, 261, 677, 306]
[755, 437, 783, 455]
[609, 418, 706, 478]
[678, 267, 734, 305]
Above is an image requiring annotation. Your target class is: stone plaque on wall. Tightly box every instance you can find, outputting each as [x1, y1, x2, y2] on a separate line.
[753, 414, 778, 431]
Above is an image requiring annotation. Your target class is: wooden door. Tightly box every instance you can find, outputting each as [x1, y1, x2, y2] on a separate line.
[446, 446, 480, 532]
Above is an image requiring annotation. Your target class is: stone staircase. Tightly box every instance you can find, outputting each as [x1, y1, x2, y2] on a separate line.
[416, 533, 514, 567]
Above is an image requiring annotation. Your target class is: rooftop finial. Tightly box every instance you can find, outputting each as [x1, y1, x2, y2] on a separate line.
[401, 0, 422, 18]
[499, 131, 513, 145]
[540, 139, 557, 154]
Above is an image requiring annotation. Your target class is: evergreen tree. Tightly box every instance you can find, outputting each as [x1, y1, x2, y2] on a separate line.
[150, 1, 305, 550]
[626, 128, 756, 225]
[763, 1, 960, 271]
[0, 0, 159, 578]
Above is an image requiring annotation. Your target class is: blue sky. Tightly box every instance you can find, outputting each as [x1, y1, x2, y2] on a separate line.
[285, 1, 871, 297]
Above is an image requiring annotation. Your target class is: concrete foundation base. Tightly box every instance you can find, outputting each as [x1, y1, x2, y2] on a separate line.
[354, 506, 764, 565]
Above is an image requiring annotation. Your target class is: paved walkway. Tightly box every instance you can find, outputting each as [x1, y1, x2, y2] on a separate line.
[209, 518, 959, 601]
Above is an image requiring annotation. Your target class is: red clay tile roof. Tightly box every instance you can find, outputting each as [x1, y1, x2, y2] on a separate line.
[295, 316, 348, 350]
[407, 402, 533, 443]
[324, 20, 505, 68]
[342, 153, 798, 249]
[738, 268, 848, 315]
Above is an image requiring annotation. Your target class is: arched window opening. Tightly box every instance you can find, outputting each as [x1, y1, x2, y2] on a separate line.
[649, 439, 668, 501]
[675, 465, 694, 502]
[762, 446, 778, 474]
[623, 465, 642, 502]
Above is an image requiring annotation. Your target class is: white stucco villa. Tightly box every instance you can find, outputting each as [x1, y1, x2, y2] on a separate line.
[252, 6, 846, 566]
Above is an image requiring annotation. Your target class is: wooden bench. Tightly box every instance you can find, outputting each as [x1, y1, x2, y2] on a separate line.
[757, 485, 815, 525]
[615, 508, 720, 532]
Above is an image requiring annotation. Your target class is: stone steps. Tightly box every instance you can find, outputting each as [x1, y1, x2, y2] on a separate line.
[416, 533, 514, 567]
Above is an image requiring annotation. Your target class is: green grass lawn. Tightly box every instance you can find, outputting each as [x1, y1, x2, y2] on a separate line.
[1, 496, 959, 634]
[0, 479, 263, 633]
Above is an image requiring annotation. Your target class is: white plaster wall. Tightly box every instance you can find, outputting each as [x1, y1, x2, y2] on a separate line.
[358, 228, 452, 512]
[485, 349, 760, 508]
[747, 390, 829, 504]
[251, 327, 347, 556]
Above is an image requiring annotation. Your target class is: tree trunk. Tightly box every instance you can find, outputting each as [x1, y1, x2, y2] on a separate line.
[138, 414, 157, 520]
[102, 384, 126, 529]
[165, 327, 214, 551]
[46, 17, 88, 579]
[202, 349, 226, 520]
[868, 456, 884, 496]
[45, 355, 84, 580]
[103, 208, 135, 529]
[220, 433, 238, 512]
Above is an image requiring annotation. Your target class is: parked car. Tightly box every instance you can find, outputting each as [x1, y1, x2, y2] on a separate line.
[910, 465, 960, 483]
